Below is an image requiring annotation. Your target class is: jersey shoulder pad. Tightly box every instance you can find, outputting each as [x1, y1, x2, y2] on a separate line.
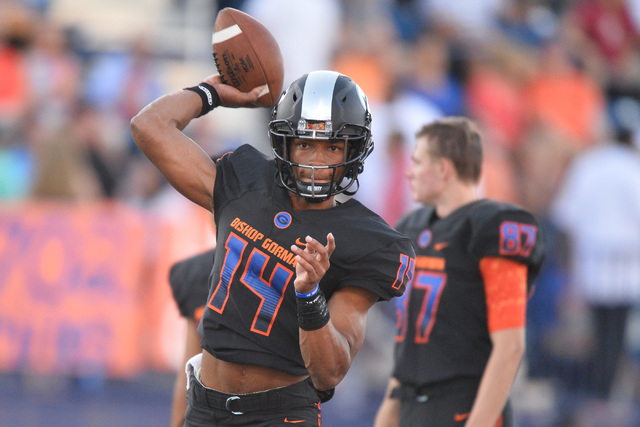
[395, 205, 435, 235]
[335, 199, 416, 258]
[214, 144, 277, 215]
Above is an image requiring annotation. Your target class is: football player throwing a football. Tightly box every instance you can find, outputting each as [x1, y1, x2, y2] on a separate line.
[131, 71, 415, 426]
[374, 117, 545, 427]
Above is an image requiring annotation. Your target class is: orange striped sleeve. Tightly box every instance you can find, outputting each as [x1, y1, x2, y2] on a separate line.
[479, 256, 528, 333]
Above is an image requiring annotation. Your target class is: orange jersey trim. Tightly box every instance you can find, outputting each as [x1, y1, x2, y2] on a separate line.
[415, 255, 445, 271]
[479, 257, 527, 333]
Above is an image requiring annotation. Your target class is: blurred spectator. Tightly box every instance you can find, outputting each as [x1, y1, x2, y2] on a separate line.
[563, 0, 640, 87]
[83, 33, 162, 115]
[466, 40, 536, 150]
[514, 123, 580, 216]
[25, 19, 81, 132]
[29, 126, 101, 200]
[0, 41, 28, 120]
[0, 122, 34, 200]
[332, 17, 400, 106]
[495, 0, 559, 47]
[512, 41, 607, 215]
[477, 130, 521, 205]
[425, 0, 506, 44]
[243, 0, 342, 90]
[377, 131, 410, 226]
[399, 32, 466, 117]
[82, 33, 164, 152]
[0, 2, 33, 123]
[0, 3, 37, 200]
[523, 41, 606, 150]
[70, 104, 129, 198]
[116, 155, 169, 209]
[549, 129, 640, 425]
[388, 0, 429, 43]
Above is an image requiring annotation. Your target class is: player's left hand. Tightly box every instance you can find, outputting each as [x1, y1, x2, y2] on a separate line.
[291, 233, 335, 294]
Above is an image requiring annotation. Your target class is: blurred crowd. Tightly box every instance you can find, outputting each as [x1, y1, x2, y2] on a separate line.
[2, 0, 640, 426]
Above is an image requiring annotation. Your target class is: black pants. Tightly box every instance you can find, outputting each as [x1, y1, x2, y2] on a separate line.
[184, 364, 321, 426]
[392, 377, 512, 427]
[584, 304, 631, 399]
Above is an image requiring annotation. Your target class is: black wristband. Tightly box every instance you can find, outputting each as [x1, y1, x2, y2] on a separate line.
[296, 288, 330, 331]
[183, 82, 221, 117]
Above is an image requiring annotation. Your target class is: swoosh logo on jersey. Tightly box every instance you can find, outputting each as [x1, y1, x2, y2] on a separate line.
[454, 412, 469, 422]
[434, 242, 449, 251]
[295, 237, 307, 247]
[284, 418, 306, 424]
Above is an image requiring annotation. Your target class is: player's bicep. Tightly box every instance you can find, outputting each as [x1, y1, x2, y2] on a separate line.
[327, 287, 378, 356]
[479, 257, 528, 333]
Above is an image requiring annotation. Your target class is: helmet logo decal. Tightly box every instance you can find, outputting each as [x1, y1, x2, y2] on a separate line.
[306, 121, 326, 130]
[297, 119, 333, 137]
[274, 212, 292, 229]
[418, 230, 432, 248]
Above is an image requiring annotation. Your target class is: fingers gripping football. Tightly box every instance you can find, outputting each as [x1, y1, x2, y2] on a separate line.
[202, 74, 262, 108]
[291, 233, 335, 293]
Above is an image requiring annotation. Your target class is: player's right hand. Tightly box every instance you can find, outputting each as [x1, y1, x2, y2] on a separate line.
[291, 233, 336, 294]
[203, 74, 263, 108]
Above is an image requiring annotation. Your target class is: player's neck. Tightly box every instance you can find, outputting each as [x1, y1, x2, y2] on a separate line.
[435, 183, 478, 218]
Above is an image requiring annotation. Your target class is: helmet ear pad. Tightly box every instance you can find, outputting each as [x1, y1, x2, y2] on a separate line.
[268, 71, 374, 201]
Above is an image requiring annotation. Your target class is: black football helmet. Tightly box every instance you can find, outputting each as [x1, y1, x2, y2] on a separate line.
[268, 70, 374, 202]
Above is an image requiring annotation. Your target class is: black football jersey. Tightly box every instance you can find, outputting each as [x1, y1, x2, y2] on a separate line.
[169, 249, 215, 323]
[198, 144, 416, 376]
[392, 200, 545, 386]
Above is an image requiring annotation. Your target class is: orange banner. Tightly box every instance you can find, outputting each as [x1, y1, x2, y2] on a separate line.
[0, 201, 214, 378]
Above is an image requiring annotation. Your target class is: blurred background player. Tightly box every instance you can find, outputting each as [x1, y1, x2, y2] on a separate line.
[131, 70, 415, 426]
[375, 117, 545, 427]
[548, 128, 640, 426]
[168, 248, 214, 427]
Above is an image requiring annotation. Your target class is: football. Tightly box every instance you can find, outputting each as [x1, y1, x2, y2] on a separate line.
[212, 7, 284, 108]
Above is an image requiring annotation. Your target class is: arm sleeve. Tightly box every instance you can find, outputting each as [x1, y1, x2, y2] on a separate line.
[470, 208, 545, 288]
[480, 257, 528, 333]
[336, 239, 416, 301]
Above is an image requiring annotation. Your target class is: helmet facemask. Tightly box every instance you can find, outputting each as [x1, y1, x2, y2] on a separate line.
[269, 71, 374, 203]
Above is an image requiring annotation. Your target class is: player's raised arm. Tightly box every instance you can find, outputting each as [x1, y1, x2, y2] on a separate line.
[131, 7, 283, 212]
[130, 76, 261, 211]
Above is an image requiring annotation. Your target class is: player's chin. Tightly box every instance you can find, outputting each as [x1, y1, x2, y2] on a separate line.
[409, 186, 423, 202]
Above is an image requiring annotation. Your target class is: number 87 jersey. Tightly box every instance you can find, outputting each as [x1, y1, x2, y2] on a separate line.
[392, 199, 545, 386]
